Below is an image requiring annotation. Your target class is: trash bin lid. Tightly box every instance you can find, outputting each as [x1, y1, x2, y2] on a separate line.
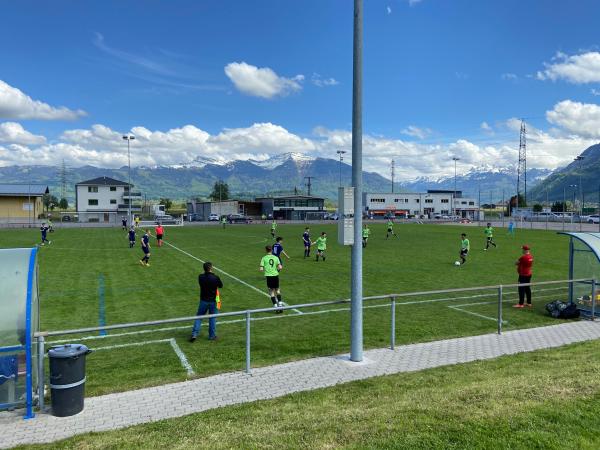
[48, 344, 90, 359]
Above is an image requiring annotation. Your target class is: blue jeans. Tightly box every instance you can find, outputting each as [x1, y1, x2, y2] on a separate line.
[191, 300, 217, 338]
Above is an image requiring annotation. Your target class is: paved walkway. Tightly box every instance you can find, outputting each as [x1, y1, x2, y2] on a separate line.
[2, 321, 600, 448]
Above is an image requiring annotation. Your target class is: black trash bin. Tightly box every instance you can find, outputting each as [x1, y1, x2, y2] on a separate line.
[48, 344, 91, 417]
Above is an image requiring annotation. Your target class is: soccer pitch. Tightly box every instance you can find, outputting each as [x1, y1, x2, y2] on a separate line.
[0, 222, 572, 396]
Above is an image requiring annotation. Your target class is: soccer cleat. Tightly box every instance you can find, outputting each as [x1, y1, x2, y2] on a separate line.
[208, 336, 218, 341]
[484, 248, 487, 251]
[139, 260, 145, 266]
[526, 304, 533, 308]
[513, 304, 524, 308]
[189, 336, 197, 343]
[145, 263, 151, 267]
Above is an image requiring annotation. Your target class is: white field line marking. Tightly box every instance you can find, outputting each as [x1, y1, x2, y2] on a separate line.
[48, 288, 567, 344]
[169, 338, 195, 376]
[447, 306, 503, 323]
[93, 338, 195, 376]
[160, 236, 303, 315]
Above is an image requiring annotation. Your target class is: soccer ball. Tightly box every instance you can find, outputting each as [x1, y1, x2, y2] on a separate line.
[454, 261, 461, 266]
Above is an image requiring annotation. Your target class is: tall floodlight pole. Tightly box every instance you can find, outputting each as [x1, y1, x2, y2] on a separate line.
[350, 0, 363, 363]
[122, 135, 135, 226]
[569, 184, 577, 231]
[563, 186, 566, 232]
[452, 157, 460, 218]
[337, 150, 347, 187]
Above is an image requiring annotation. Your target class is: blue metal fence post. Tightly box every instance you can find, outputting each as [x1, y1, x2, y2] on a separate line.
[245, 311, 251, 373]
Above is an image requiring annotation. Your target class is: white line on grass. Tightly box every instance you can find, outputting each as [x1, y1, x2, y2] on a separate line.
[160, 237, 303, 314]
[93, 338, 195, 376]
[447, 305, 505, 323]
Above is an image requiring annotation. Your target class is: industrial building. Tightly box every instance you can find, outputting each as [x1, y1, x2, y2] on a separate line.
[186, 199, 262, 221]
[363, 190, 481, 219]
[0, 184, 49, 222]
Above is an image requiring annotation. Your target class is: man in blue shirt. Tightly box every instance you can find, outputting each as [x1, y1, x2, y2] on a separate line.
[128, 226, 136, 248]
[302, 227, 311, 258]
[40, 223, 51, 246]
[272, 237, 290, 265]
[140, 229, 151, 266]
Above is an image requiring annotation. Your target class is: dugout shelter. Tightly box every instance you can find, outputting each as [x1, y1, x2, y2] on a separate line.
[560, 232, 600, 318]
[0, 248, 40, 418]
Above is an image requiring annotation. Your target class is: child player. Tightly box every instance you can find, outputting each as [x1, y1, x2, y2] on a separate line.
[484, 223, 497, 251]
[272, 237, 290, 265]
[128, 226, 136, 248]
[270, 219, 277, 239]
[386, 218, 396, 239]
[40, 223, 51, 246]
[314, 232, 327, 262]
[122, 216, 128, 230]
[459, 233, 470, 265]
[302, 227, 311, 258]
[140, 229, 151, 266]
[155, 222, 164, 247]
[259, 245, 283, 313]
[362, 224, 371, 248]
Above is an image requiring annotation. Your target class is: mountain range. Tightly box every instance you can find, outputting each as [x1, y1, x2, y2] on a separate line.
[0, 150, 581, 204]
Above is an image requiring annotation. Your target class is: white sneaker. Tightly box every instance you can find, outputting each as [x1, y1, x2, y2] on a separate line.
[277, 302, 283, 308]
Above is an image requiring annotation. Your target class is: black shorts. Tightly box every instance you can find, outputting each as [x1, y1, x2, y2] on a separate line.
[460, 249, 469, 257]
[156, 234, 163, 240]
[142, 247, 150, 254]
[266, 276, 279, 289]
[387, 228, 393, 232]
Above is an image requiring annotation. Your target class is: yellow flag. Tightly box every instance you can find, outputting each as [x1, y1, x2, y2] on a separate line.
[216, 289, 221, 310]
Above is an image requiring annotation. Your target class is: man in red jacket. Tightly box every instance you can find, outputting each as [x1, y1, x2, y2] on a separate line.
[514, 245, 534, 308]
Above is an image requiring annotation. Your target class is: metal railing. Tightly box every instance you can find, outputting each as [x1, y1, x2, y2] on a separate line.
[33, 278, 595, 411]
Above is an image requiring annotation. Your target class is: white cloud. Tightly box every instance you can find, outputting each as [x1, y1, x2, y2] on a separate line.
[0, 122, 46, 145]
[480, 121, 494, 135]
[387, 6, 392, 14]
[408, 0, 423, 6]
[401, 125, 433, 139]
[537, 51, 600, 84]
[224, 62, 304, 99]
[0, 80, 86, 120]
[546, 100, 600, 138]
[501, 73, 518, 81]
[591, 88, 600, 96]
[311, 73, 339, 87]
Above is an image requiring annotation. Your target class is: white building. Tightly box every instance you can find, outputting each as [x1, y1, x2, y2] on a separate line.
[363, 190, 481, 219]
[75, 177, 141, 223]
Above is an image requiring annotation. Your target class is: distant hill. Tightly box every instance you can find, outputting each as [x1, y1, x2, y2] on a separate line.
[0, 153, 556, 204]
[529, 143, 600, 203]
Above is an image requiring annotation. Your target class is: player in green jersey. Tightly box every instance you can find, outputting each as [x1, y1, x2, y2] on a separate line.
[270, 219, 277, 239]
[459, 233, 470, 265]
[259, 245, 283, 312]
[221, 216, 227, 229]
[314, 232, 327, 261]
[362, 224, 371, 248]
[484, 223, 497, 250]
[386, 219, 397, 239]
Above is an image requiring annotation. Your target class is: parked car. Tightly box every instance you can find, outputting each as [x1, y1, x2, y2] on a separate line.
[228, 214, 252, 224]
[588, 215, 600, 224]
[155, 214, 178, 224]
[328, 213, 339, 220]
[208, 213, 219, 221]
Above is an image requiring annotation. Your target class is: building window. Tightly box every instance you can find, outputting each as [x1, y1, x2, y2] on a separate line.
[394, 199, 399, 203]
[405, 198, 409, 203]
[461, 201, 467, 205]
[110, 199, 117, 204]
[110, 186, 117, 191]
[88, 186, 98, 193]
[425, 199, 433, 204]
[469, 201, 475, 206]
[88, 199, 98, 206]
[441, 199, 449, 203]
[415, 199, 420, 203]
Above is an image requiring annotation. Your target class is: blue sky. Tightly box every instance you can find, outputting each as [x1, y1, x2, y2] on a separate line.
[1, 0, 600, 179]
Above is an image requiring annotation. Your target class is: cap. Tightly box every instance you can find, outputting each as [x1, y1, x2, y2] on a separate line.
[522, 245, 530, 250]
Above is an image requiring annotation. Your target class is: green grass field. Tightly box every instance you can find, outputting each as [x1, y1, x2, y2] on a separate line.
[0, 222, 577, 396]
[19, 340, 600, 450]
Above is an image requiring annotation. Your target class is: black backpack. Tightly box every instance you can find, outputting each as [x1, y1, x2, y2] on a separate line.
[545, 300, 580, 319]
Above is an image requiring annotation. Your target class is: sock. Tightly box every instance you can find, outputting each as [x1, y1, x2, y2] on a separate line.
[276, 294, 282, 304]
[271, 297, 277, 305]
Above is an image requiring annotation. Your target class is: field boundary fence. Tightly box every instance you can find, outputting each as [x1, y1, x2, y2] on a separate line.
[31, 278, 597, 412]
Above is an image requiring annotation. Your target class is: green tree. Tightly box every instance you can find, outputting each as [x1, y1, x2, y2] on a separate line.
[210, 181, 230, 201]
[159, 198, 173, 211]
[59, 198, 68, 210]
[532, 203, 543, 213]
[42, 194, 59, 211]
[551, 201, 567, 213]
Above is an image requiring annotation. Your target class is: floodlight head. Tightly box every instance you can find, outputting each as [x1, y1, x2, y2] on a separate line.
[122, 135, 135, 141]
